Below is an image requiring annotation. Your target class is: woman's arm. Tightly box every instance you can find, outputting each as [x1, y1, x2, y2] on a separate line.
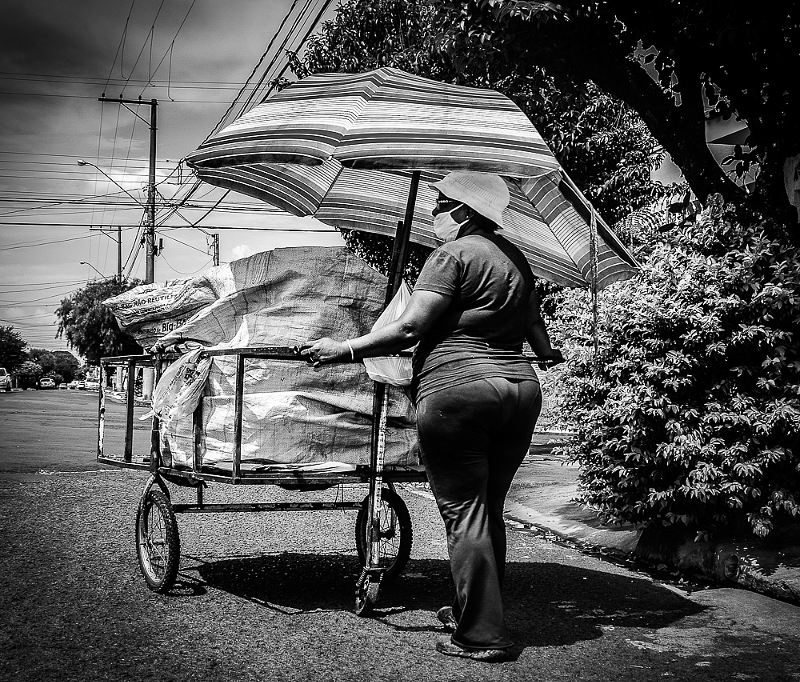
[526, 291, 564, 364]
[300, 289, 451, 366]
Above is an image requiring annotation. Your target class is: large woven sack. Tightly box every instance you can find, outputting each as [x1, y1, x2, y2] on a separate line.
[149, 246, 418, 470]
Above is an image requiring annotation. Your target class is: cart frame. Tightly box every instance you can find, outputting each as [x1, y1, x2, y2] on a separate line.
[98, 342, 423, 613]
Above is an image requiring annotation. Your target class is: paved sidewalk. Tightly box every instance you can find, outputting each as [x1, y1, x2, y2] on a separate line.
[505, 439, 800, 607]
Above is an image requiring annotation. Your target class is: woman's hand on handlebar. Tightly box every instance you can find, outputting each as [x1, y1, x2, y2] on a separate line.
[537, 348, 564, 370]
[299, 338, 348, 367]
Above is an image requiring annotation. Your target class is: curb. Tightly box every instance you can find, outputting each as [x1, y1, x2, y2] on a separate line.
[505, 454, 800, 607]
[635, 528, 800, 605]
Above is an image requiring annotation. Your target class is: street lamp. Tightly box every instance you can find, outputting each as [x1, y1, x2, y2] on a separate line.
[76, 159, 144, 207]
[79, 261, 109, 280]
[77, 158, 156, 285]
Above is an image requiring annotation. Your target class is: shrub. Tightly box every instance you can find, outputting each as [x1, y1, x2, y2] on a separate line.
[548, 199, 800, 540]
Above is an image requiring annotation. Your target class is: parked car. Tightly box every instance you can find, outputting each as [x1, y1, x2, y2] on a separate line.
[67, 380, 79, 390]
[0, 367, 10, 392]
[76, 380, 86, 390]
[84, 380, 100, 392]
[58, 382, 68, 389]
[39, 377, 56, 389]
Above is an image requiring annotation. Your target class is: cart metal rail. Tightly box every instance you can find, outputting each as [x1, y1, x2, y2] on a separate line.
[98, 346, 423, 614]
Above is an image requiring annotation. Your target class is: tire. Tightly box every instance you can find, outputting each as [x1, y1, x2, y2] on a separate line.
[355, 487, 412, 581]
[354, 573, 381, 617]
[135, 489, 180, 593]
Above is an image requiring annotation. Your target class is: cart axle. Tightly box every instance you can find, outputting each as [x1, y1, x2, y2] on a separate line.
[171, 501, 362, 514]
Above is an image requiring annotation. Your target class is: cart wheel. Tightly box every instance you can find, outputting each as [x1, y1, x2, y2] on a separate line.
[354, 572, 381, 617]
[355, 487, 413, 581]
[135, 489, 180, 593]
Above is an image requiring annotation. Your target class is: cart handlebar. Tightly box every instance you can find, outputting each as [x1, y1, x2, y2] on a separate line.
[101, 346, 565, 367]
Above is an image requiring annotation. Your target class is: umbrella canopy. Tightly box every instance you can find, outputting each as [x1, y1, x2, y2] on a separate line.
[193, 158, 635, 289]
[189, 68, 560, 176]
[186, 67, 637, 290]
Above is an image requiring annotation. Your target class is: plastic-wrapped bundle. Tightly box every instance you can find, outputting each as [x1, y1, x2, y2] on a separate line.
[107, 245, 418, 470]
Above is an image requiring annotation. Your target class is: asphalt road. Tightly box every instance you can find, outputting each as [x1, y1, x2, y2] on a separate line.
[1, 391, 799, 681]
[0, 388, 151, 473]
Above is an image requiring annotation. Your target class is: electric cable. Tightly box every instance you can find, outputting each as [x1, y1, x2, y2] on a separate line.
[103, 0, 137, 90]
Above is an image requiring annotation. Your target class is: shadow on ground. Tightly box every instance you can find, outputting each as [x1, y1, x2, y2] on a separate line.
[193, 553, 706, 648]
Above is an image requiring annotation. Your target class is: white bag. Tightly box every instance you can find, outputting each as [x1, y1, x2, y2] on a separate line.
[363, 282, 415, 386]
[151, 349, 213, 430]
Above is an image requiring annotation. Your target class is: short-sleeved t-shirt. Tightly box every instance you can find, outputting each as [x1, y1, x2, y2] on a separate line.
[411, 233, 539, 403]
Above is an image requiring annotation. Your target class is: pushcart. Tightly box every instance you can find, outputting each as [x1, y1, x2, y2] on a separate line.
[97, 345, 424, 616]
[98, 216, 423, 615]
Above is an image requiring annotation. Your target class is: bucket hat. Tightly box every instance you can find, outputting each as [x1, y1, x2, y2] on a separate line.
[430, 171, 510, 228]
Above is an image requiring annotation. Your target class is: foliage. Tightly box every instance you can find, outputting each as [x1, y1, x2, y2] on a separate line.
[438, 1, 800, 231]
[51, 350, 80, 383]
[15, 360, 43, 389]
[29, 349, 81, 383]
[0, 325, 27, 371]
[55, 279, 142, 365]
[340, 229, 432, 285]
[28, 348, 55, 374]
[546, 199, 800, 539]
[293, 0, 670, 268]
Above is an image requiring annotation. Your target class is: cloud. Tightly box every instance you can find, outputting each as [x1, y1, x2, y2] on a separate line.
[230, 244, 253, 260]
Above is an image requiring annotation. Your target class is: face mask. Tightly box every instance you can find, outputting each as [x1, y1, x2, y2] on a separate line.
[433, 205, 467, 242]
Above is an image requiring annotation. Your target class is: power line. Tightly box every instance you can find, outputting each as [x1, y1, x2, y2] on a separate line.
[0, 150, 173, 162]
[1, 72, 257, 88]
[160, 232, 209, 255]
[0, 234, 97, 251]
[142, 0, 197, 96]
[206, 0, 306, 139]
[104, 0, 137, 90]
[0, 293, 76, 305]
[0, 90, 235, 102]
[159, 252, 212, 275]
[0, 280, 83, 287]
[163, 0, 330, 226]
[114, 0, 167, 98]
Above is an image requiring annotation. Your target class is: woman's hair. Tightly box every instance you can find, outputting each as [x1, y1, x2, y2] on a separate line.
[468, 209, 500, 232]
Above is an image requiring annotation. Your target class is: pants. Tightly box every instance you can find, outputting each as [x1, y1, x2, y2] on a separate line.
[416, 377, 542, 650]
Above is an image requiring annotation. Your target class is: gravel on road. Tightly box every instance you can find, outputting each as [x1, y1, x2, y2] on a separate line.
[2, 468, 800, 682]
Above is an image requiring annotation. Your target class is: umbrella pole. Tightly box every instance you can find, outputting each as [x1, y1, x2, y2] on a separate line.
[590, 207, 599, 369]
[561, 170, 601, 369]
[384, 170, 420, 305]
[363, 170, 421, 586]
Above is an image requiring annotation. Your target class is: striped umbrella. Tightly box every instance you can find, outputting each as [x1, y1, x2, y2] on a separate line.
[189, 68, 560, 176]
[186, 67, 637, 290]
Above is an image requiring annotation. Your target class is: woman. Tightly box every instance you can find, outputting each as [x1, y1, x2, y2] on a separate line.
[301, 170, 563, 662]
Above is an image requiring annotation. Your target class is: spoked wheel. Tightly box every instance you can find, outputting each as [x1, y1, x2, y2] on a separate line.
[354, 571, 381, 617]
[135, 489, 180, 593]
[355, 487, 413, 582]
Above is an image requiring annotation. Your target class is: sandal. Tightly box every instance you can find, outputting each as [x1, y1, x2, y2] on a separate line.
[436, 606, 458, 632]
[435, 639, 514, 662]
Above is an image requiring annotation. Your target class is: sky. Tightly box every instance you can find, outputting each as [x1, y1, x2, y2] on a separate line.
[0, 1, 746, 359]
[0, 0, 342, 354]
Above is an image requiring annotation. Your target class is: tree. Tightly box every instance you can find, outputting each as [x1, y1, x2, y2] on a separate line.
[52, 350, 79, 383]
[437, 1, 800, 234]
[544, 199, 800, 539]
[0, 325, 27, 371]
[55, 279, 143, 365]
[292, 0, 672, 276]
[28, 348, 56, 375]
[15, 360, 42, 389]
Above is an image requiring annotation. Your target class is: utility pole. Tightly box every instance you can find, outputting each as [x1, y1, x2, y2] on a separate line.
[212, 234, 220, 266]
[98, 96, 159, 400]
[98, 96, 158, 283]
